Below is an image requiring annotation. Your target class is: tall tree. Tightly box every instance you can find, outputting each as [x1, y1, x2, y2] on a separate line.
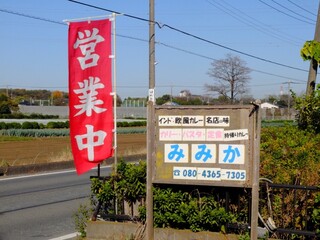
[205, 54, 251, 103]
[301, 40, 320, 95]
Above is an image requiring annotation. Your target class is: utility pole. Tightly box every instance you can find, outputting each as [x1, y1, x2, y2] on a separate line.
[146, 0, 155, 239]
[306, 1, 320, 95]
[288, 81, 291, 120]
[287, 81, 291, 119]
[283, 81, 293, 119]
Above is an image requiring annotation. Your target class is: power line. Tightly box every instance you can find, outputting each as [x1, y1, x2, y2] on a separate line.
[286, 0, 317, 17]
[251, 70, 306, 83]
[0, 8, 66, 25]
[160, 23, 308, 72]
[258, 0, 315, 25]
[68, 0, 309, 73]
[270, 0, 315, 22]
[0, 84, 68, 89]
[117, 33, 307, 82]
[206, 0, 302, 46]
[0, 6, 306, 82]
[1, 1, 310, 73]
[2, 4, 310, 85]
[0, 3, 310, 83]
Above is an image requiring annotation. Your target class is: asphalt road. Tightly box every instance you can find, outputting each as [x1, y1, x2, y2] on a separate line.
[0, 166, 112, 240]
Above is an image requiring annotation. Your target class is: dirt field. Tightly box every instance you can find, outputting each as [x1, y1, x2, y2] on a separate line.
[0, 134, 146, 166]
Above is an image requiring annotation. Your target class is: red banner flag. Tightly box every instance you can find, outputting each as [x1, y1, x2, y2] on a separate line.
[68, 19, 113, 175]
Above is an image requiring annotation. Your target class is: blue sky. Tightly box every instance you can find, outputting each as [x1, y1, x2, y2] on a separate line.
[0, 0, 318, 100]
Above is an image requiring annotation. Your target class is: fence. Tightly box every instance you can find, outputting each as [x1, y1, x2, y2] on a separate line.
[89, 176, 319, 239]
[259, 179, 320, 239]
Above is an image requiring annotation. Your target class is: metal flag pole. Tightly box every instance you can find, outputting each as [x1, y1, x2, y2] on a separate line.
[110, 12, 120, 215]
[112, 13, 118, 217]
[63, 14, 112, 23]
[110, 12, 118, 174]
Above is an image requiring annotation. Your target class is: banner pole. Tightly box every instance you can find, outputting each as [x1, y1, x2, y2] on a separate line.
[111, 12, 119, 215]
[111, 13, 117, 173]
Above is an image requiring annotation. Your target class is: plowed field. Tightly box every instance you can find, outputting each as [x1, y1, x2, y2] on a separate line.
[0, 134, 146, 166]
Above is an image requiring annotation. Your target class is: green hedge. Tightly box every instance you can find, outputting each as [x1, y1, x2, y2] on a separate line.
[46, 121, 69, 129]
[0, 113, 59, 119]
[91, 160, 235, 233]
[0, 120, 146, 130]
[0, 129, 70, 137]
[0, 127, 146, 137]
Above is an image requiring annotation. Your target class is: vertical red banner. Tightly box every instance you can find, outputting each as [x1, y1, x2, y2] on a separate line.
[68, 19, 113, 175]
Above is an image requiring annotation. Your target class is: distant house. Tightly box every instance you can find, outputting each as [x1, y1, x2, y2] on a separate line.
[179, 90, 191, 97]
[162, 101, 179, 106]
[261, 102, 278, 109]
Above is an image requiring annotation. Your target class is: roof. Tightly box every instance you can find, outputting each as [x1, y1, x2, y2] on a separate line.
[162, 101, 179, 106]
[261, 102, 279, 109]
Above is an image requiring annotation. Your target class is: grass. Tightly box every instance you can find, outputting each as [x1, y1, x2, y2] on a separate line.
[0, 134, 146, 167]
[0, 136, 34, 142]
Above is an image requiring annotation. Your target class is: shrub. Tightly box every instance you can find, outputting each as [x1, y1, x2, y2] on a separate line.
[260, 125, 320, 236]
[21, 121, 39, 129]
[0, 103, 11, 114]
[90, 160, 235, 233]
[128, 121, 146, 127]
[0, 122, 7, 130]
[0, 113, 58, 119]
[120, 121, 129, 127]
[0, 129, 69, 137]
[292, 85, 320, 133]
[74, 203, 92, 238]
[260, 125, 320, 186]
[6, 122, 22, 129]
[312, 193, 320, 235]
[46, 121, 68, 129]
[29, 113, 59, 119]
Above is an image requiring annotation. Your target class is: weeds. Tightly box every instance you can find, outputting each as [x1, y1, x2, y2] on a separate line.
[73, 203, 92, 238]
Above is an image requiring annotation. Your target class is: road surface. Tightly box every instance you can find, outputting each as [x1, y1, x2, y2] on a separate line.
[0, 167, 112, 240]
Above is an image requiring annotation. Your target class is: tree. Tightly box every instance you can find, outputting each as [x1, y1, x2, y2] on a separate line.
[116, 94, 122, 107]
[0, 93, 18, 114]
[51, 90, 64, 106]
[205, 54, 251, 104]
[156, 94, 171, 105]
[292, 84, 320, 133]
[300, 40, 320, 95]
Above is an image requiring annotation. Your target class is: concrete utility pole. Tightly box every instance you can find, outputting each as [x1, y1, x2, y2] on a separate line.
[306, 1, 320, 95]
[146, 0, 155, 239]
[283, 81, 292, 119]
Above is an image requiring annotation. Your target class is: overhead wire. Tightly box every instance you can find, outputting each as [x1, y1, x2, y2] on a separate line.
[67, 0, 309, 73]
[117, 33, 306, 82]
[205, 0, 302, 46]
[270, 0, 316, 22]
[0, 8, 66, 25]
[258, 0, 315, 25]
[286, 0, 317, 17]
[0, 6, 306, 83]
[0, 3, 309, 91]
